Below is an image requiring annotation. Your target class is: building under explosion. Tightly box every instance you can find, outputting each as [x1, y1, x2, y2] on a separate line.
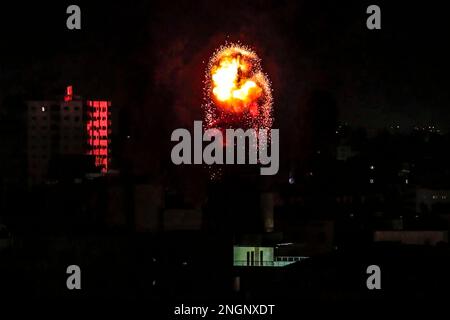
[201, 44, 276, 233]
[27, 86, 111, 185]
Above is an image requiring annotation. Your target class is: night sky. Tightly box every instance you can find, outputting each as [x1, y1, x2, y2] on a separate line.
[1, 1, 449, 152]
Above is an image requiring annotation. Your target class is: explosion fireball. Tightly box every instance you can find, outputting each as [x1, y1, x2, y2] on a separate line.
[203, 43, 273, 130]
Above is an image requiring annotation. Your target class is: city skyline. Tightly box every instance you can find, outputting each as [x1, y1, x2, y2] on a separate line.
[1, 0, 450, 307]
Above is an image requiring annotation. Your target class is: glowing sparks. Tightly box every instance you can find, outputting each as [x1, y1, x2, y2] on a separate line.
[204, 43, 273, 130]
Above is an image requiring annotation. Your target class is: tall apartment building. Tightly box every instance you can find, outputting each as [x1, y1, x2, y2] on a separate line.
[27, 86, 111, 185]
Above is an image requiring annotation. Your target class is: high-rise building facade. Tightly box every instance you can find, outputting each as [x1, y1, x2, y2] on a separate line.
[27, 86, 111, 185]
[86, 100, 111, 173]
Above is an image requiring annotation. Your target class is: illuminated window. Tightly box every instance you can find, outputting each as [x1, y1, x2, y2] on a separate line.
[86, 100, 110, 172]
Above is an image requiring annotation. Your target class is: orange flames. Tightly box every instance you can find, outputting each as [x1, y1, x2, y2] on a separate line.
[211, 55, 262, 113]
[204, 43, 273, 129]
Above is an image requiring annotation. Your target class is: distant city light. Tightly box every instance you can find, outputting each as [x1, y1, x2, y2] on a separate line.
[405, 179, 409, 184]
[369, 179, 374, 184]
[277, 242, 293, 246]
[370, 165, 375, 170]
[41, 106, 46, 112]
[289, 177, 295, 185]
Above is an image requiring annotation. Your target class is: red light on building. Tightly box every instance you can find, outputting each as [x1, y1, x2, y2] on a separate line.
[64, 85, 73, 102]
[86, 100, 110, 173]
